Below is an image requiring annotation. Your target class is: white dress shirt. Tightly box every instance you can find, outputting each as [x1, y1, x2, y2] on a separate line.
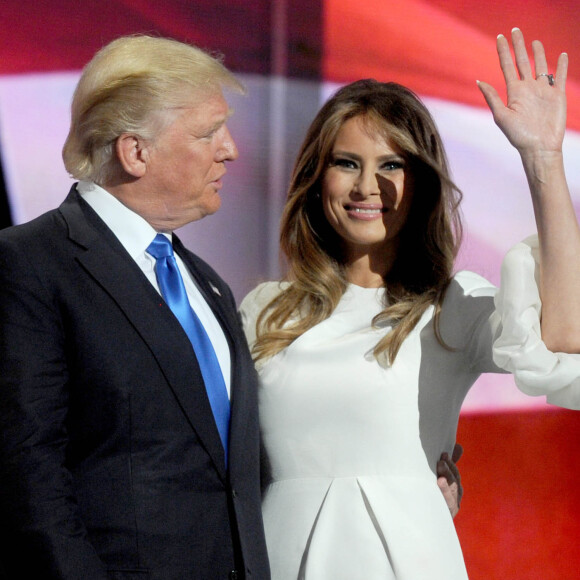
[77, 180, 231, 397]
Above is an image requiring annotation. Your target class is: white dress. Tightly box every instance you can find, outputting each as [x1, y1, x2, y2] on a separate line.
[239, 237, 580, 580]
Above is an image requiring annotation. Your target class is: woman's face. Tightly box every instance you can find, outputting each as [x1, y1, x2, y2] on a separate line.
[321, 115, 414, 264]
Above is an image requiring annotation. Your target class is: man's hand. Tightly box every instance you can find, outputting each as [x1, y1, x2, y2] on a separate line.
[436, 443, 463, 518]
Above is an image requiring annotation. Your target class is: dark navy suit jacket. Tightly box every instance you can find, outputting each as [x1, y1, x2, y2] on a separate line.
[0, 186, 269, 579]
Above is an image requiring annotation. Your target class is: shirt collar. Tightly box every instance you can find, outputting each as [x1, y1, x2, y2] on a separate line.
[77, 181, 165, 258]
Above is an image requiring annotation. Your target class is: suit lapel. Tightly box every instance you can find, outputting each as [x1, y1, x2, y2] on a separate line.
[173, 235, 254, 468]
[59, 190, 228, 480]
[173, 235, 236, 348]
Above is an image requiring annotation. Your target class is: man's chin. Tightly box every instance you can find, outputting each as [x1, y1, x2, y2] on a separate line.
[173, 202, 222, 229]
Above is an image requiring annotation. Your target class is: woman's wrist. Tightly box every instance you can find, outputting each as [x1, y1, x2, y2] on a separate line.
[520, 149, 565, 187]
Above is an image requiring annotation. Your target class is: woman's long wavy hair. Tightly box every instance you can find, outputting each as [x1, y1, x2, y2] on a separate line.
[253, 79, 463, 365]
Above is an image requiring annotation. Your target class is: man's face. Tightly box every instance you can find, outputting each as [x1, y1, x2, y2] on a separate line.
[132, 91, 238, 231]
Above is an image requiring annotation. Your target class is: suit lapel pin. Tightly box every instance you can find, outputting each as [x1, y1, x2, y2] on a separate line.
[209, 282, 221, 297]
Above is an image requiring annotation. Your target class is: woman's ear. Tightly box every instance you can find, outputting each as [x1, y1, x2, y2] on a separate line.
[115, 134, 149, 178]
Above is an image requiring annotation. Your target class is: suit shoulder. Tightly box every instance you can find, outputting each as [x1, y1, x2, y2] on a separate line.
[0, 207, 64, 244]
[0, 210, 69, 276]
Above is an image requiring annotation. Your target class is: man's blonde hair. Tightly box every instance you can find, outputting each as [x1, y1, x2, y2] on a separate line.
[62, 35, 245, 185]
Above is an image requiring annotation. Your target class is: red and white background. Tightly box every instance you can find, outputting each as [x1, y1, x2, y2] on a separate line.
[0, 1, 578, 577]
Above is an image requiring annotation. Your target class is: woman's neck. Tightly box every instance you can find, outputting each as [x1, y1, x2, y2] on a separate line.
[343, 243, 395, 288]
[344, 256, 390, 288]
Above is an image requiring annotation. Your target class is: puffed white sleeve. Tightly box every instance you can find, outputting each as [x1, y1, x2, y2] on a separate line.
[239, 281, 287, 349]
[492, 235, 580, 409]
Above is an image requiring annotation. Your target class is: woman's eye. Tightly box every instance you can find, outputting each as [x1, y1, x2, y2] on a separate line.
[331, 158, 357, 169]
[381, 160, 404, 171]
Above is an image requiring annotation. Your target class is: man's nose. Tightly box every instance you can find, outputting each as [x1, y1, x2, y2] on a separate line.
[218, 126, 238, 161]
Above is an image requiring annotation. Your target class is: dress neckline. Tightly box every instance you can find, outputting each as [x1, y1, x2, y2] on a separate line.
[347, 282, 386, 293]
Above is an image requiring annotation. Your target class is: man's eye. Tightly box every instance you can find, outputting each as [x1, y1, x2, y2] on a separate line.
[199, 125, 223, 141]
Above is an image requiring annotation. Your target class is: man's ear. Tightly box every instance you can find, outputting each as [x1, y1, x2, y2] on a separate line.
[115, 134, 150, 178]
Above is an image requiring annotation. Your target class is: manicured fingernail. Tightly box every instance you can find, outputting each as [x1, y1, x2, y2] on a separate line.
[512, 27, 521, 32]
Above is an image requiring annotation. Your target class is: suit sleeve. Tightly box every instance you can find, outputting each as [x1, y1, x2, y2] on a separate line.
[0, 236, 108, 579]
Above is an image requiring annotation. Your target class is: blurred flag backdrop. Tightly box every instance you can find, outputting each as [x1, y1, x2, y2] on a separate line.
[1, 1, 579, 577]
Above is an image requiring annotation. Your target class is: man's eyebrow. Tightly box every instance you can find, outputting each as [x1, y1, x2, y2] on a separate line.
[205, 108, 235, 133]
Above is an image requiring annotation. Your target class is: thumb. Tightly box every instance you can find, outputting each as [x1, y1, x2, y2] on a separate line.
[477, 80, 504, 116]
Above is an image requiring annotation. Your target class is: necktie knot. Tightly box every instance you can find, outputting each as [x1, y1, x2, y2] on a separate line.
[147, 233, 173, 259]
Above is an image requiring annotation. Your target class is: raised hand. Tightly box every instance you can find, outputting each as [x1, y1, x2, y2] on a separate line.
[477, 27, 567, 156]
[478, 29, 580, 354]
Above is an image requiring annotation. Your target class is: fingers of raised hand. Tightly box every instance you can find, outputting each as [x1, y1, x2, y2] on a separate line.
[499, 29, 565, 90]
[485, 28, 567, 152]
[496, 33, 519, 84]
[532, 39, 560, 90]
[510, 30, 567, 92]
[532, 39, 549, 78]
[555, 51, 569, 90]
[533, 40, 568, 91]
[511, 28, 534, 81]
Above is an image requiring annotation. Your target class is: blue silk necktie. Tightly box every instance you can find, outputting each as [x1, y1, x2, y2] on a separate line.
[147, 234, 230, 463]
